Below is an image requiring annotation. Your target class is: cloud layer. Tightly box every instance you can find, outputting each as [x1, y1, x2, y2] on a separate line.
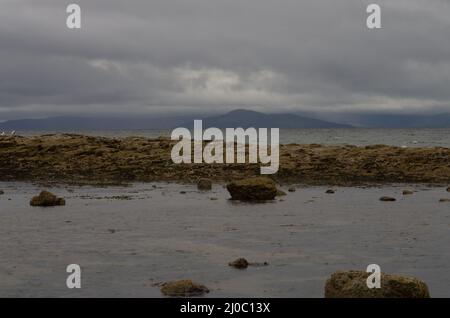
[1, 0, 449, 119]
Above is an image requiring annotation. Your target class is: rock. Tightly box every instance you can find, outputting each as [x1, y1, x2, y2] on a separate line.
[439, 198, 450, 202]
[324, 270, 430, 298]
[30, 191, 65, 207]
[326, 189, 335, 194]
[380, 196, 396, 202]
[403, 190, 414, 195]
[447, 187, 450, 192]
[276, 189, 287, 197]
[226, 177, 278, 201]
[197, 178, 212, 191]
[0, 190, 4, 195]
[288, 187, 296, 192]
[229, 258, 249, 269]
[160, 280, 209, 297]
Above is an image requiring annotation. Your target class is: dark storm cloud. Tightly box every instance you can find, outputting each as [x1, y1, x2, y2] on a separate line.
[0, 0, 449, 119]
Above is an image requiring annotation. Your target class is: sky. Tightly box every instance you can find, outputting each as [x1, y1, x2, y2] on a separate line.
[0, 0, 449, 120]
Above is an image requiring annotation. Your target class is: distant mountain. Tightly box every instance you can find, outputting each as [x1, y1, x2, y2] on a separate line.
[0, 115, 194, 130]
[182, 109, 352, 129]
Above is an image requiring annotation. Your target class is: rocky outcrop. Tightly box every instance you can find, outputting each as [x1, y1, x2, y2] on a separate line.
[30, 191, 65, 207]
[160, 280, 209, 297]
[1, 135, 450, 185]
[325, 270, 430, 298]
[226, 177, 278, 201]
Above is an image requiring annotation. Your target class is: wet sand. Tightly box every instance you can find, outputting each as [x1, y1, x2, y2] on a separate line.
[1, 182, 449, 297]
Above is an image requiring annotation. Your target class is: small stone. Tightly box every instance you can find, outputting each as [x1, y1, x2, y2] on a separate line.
[180, 191, 186, 194]
[403, 190, 414, 195]
[228, 258, 249, 269]
[160, 280, 209, 297]
[325, 189, 335, 194]
[439, 198, 450, 203]
[30, 191, 65, 207]
[0, 190, 4, 195]
[380, 196, 396, 202]
[288, 187, 296, 192]
[197, 178, 212, 191]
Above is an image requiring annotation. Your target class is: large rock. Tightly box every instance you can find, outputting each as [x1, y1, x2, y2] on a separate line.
[30, 191, 66, 207]
[226, 177, 278, 201]
[160, 280, 209, 297]
[324, 270, 430, 298]
[197, 178, 212, 191]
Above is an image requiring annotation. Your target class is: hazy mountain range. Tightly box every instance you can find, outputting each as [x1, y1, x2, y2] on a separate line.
[1, 109, 450, 131]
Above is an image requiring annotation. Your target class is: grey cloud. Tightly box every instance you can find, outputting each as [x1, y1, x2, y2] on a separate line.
[0, 0, 449, 120]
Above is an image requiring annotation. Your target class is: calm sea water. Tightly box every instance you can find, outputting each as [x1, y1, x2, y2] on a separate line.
[1, 182, 450, 297]
[15, 128, 450, 148]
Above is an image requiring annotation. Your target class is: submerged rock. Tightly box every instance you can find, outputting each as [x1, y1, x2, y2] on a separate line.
[229, 258, 249, 269]
[160, 280, 209, 297]
[226, 177, 278, 201]
[325, 189, 335, 194]
[30, 191, 65, 207]
[380, 196, 396, 202]
[197, 178, 212, 191]
[403, 190, 414, 195]
[324, 270, 430, 298]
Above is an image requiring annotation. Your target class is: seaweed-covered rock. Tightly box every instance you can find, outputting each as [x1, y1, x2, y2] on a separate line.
[226, 177, 278, 201]
[228, 258, 249, 269]
[30, 191, 65, 207]
[324, 270, 430, 298]
[380, 196, 396, 202]
[160, 280, 209, 297]
[197, 178, 212, 191]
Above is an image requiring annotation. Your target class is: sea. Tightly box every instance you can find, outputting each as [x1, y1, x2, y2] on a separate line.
[13, 128, 450, 148]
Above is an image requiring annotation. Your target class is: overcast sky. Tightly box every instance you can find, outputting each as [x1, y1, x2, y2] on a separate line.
[0, 0, 449, 120]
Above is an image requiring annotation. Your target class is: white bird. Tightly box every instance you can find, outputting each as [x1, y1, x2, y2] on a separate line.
[10, 130, 15, 135]
[0, 131, 5, 136]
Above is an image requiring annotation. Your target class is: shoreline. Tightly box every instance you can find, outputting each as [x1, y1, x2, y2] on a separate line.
[1, 133, 449, 186]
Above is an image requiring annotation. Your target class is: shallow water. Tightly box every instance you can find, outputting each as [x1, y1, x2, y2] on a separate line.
[1, 182, 450, 297]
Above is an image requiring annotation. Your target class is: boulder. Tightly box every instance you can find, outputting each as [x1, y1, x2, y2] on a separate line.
[229, 258, 249, 269]
[380, 196, 396, 202]
[30, 191, 66, 207]
[226, 177, 278, 201]
[160, 280, 209, 297]
[197, 178, 212, 191]
[325, 270, 430, 298]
